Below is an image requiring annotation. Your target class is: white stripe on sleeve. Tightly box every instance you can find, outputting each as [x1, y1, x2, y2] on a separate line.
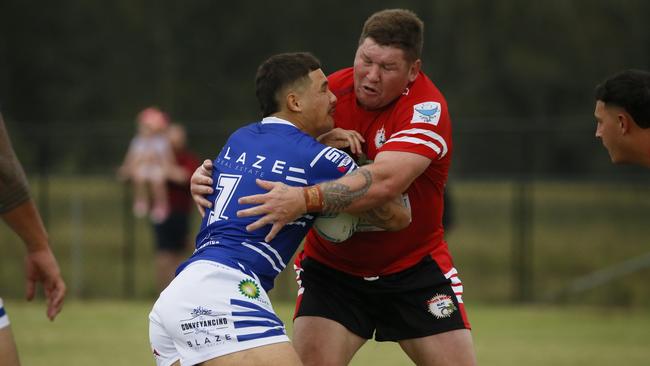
[309, 147, 332, 167]
[389, 128, 448, 158]
[385, 136, 445, 158]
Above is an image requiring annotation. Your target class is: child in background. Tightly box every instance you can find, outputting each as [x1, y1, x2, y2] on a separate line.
[119, 107, 175, 223]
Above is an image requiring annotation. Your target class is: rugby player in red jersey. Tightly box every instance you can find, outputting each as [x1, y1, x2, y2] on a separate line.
[192, 9, 477, 366]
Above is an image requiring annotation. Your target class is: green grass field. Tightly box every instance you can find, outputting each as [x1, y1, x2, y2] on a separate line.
[2, 178, 650, 364]
[5, 299, 650, 365]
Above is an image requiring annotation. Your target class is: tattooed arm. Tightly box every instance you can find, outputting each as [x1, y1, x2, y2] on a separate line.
[354, 194, 410, 231]
[319, 151, 428, 213]
[238, 150, 429, 241]
[319, 168, 411, 231]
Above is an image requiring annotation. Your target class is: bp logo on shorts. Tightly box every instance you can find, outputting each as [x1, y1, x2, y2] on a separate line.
[426, 294, 457, 319]
[238, 279, 260, 299]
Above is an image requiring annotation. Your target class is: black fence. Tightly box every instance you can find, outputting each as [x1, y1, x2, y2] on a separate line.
[1, 119, 649, 305]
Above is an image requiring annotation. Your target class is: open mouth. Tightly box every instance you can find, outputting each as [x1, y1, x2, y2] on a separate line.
[362, 85, 379, 95]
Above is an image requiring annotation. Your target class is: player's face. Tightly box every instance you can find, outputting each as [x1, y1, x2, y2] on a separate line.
[594, 100, 625, 164]
[302, 69, 337, 136]
[353, 37, 420, 110]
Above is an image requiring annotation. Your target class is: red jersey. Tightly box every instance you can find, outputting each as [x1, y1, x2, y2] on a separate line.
[304, 67, 454, 276]
[168, 149, 200, 213]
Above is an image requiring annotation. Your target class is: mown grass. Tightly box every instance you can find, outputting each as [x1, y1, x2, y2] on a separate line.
[5, 299, 650, 366]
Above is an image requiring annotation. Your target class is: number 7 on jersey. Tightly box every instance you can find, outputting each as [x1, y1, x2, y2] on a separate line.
[207, 173, 242, 225]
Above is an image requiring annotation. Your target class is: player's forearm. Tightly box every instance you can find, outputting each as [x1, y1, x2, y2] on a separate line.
[355, 194, 411, 231]
[1, 199, 50, 252]
[318, 163, 398, 214]
[309, 151, 427, 215]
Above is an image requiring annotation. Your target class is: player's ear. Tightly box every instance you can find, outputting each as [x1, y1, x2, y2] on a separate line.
[618, 112, 631, 134]
[408, 59, 421, 83]
[286, 91, 302, 113]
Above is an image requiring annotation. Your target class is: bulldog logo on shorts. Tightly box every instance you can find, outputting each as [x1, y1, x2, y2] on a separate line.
[426, 294, 457, 319]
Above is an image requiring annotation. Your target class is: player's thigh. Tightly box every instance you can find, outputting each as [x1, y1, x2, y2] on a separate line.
[0, 325, 20, 366]
[199, 342, 301, 366]
[293, 316, 366, 366]
[398, 329, 476, 366]
[151, 261, 290, 365]
[149, 308, 181, 366]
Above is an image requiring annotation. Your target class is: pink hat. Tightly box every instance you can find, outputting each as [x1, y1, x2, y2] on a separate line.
[137, 107, 170, 131]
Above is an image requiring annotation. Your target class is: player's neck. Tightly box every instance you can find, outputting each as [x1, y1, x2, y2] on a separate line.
[629, 128, 650, 168]
[640, 136, 650, 168]
[270, 112, 298, 127]
[271, 112, 316, 137]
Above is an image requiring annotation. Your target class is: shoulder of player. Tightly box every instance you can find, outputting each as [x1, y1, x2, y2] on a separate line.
[327, 67, 353, 84]
[391, 74, 448, 119]
[328, 67, 355, 99]
[403, 71, 447, 106]
[303, 142, 356, 178]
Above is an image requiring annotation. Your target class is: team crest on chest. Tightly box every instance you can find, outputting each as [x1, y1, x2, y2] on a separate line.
[374, 126, 386, 148]
[411, 101, 442, 125]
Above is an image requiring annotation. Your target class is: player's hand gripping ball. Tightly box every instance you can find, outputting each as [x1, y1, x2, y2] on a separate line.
[313, 212, 359, 243]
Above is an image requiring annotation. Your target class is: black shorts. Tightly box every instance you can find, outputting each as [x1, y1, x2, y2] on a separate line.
[152, 211, 190, 253]
[294, 254, 470, 342]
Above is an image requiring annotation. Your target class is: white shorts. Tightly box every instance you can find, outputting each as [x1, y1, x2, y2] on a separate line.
[0, 297, 10, 329]
[149, 260, 289, 366]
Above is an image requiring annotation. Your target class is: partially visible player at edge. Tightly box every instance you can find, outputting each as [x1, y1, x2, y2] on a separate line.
[149, 52, 410, 366]
[191, 8, 477, 366]
[594, 69, 650, 167]
[0, 112, 66, 366]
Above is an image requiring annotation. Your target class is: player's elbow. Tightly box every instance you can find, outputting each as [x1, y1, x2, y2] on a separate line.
[372, 183, 399, 205]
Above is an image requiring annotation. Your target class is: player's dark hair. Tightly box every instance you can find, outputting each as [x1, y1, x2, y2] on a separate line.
[595, 69, 650, 129]
[255, 52, 321, 117]
[359, 9, 424, 63]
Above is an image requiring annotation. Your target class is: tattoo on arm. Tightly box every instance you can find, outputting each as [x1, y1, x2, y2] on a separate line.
[321, 169, 372, 213]
[356, 202, 397, 225]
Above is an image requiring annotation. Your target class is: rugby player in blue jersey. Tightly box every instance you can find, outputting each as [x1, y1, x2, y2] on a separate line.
[148, 52, 410, 366]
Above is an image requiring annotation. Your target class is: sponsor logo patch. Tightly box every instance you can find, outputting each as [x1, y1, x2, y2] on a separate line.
[411, 101, 441, 125]
[337, 155, 353, 173]
[179, 306, 229, 335]
[238, 279, 260, 300]
[426, 294, 457, 319]
[178, 306, 235, 350]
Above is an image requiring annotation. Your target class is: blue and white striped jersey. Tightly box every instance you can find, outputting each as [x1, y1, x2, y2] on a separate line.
[178, 117, 357, 291]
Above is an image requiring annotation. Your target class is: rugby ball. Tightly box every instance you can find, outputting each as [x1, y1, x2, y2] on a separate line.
[313, 212, 360, 243]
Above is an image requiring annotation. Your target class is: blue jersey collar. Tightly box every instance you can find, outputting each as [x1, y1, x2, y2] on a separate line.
[261, 116, 298, 129]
